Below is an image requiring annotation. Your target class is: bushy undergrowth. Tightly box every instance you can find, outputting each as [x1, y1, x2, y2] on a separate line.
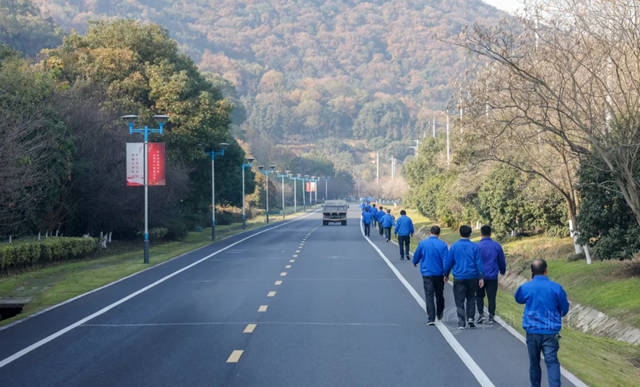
[0, 237, 98, 272]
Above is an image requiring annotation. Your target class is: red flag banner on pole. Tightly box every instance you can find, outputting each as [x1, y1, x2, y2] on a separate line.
[148, 142, 166, 186]
[126, 142, 166, 186]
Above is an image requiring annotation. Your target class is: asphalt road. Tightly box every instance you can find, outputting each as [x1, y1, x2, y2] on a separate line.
[0, 207, 585, 386]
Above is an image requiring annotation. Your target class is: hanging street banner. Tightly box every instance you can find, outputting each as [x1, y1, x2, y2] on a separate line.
[305, 181, 317, 193]
[126, 143, 166, 186]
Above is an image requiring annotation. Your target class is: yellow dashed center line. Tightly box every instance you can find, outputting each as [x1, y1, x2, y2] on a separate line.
[285, 265, 292, 269]
[226, 350, 244, 363]
[267, 291, 276, 297]
[258, 305, 269, 312]
[280, 272, 288, 277]
[274, 280, 283, 286]
[289, 259, 295, 263]
[244, 324, 257, 334]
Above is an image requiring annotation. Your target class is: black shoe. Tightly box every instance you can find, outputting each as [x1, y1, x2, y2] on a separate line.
[488, 316, 495, 324]
[427, 321, 435, 326]
[467, 318, 475, 328]
[476, 316, 484, 324]
[436, 314, 443, 321]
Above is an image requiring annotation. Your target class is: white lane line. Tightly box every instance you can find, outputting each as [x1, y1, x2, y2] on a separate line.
[258, 305, 269, 312]
[267, 291, 277, 297]
[362, 223, 495, 387]
[226, 350, 244, 363]
[0, 224, 286, 369]
[243, 324, 257, 334]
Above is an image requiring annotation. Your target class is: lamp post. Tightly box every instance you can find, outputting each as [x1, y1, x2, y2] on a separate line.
[289, 173, 297, 214]
[259, 165, 275, 223]
[241, 157, 254, 229]
[277, 170, 290, 220]
[302, 174, 308, 211]
[311, 176, 317, 205]
[122, 114, 169, 264]
[323, 176, 329, 201]
[206, 142, 228, 241]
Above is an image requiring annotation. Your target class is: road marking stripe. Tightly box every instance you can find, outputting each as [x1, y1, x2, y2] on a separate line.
[226, 350, 244, 363]
[289, 259, 295, 263]
[0, 224, 286, 369]
[243, 324, 257, 333]
[267, 291, 276, 297]
[258, 305, 268, 312]
[274, 280, 283, 286]
[362, 224, 495, 387]
[280, 272, 288, 277]
[285, 265, 292, 269]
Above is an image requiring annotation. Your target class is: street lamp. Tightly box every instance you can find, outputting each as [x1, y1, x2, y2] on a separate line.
[241, 157, 254, 229]
[122, 114, 169, 264]
[323, 176, 329, 201]
[205, 142, 228, 241]
[277, 170, 290, 220]
[289, 173, 297, 214]
[259, 165, 275, 223]
[302, 174, 309, 211]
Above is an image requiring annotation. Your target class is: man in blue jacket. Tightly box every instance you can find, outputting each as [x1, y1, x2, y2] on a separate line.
[380, 209, 395, 242]
[476, 225, 506, 324]
[412, 225, 450, 325]
[394, 210, 414, 260]
[376, 206, 386, 236]
[515, 258, 570, 387]
[444, 225, 484, 329]
[361, 207, 373, 237]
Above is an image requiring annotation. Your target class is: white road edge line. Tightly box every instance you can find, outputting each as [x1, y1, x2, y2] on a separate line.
[361, 221, 495, 387]
[0, 222, 288, 369]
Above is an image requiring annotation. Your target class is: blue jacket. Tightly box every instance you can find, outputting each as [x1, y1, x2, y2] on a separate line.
[477, 237, 506, 280]
[444, 238, 484, 280]
[515, 276, 570, 334]
[381, 213, 394, 228]
[361, 210, 373, 225]
[394, 215, 414, 236]
[412, 236, 450, 276]
[376, 209, 385, 222]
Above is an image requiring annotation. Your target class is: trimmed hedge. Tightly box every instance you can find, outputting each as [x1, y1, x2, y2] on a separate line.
[0, 237, 98, 272]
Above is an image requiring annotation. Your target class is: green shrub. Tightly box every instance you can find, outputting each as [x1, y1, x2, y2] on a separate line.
[0, 237, 98, 272]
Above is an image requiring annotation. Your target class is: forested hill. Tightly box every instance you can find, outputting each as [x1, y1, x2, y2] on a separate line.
[33, 0, 507, 163]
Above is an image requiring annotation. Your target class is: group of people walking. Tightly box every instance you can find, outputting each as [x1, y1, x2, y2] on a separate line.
[412, 224, 506, 328]
[360, 203, 414, 260]
[360, 204, 570, 386]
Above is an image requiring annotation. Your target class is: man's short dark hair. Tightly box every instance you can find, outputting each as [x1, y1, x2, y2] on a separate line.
[480, 225, 491, 237]
[531, 258, 547, 277]
[400, 210, 406, 215]
[430, 225, 441, 235]
[459, 225, 472, 238]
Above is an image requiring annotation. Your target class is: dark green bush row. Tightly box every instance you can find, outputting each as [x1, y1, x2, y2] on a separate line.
[0, 237, 98, 271]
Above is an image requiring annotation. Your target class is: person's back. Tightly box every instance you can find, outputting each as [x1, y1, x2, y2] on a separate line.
[394, 213, 414, 236]
[381, 212, 394, 228]
[515, 258, 569, 387]
[362, 209, 373, 225]
[413, 234, 449, 276]
[446, 238, 483, 280]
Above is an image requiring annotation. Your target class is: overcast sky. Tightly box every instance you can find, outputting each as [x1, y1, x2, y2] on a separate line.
[483, 0, 525, 14]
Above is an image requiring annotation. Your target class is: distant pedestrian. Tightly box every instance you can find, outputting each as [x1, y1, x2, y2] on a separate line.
[515, 258, 570, 387]
[394, 210, 414, 260]
[412, 225, 450, 325]
[444, 225, 484, 329]
[362, 207, 373, 237]
[377, 206, 385, 236]
[476, 225, 506, 324]
[381, 209, 394, 242]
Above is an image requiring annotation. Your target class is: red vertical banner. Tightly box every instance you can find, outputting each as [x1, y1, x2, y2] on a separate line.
[126, 142, 166, 186]
[148, 142, 166, 186]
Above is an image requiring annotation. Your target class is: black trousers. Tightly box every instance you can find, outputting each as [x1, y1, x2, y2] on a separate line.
[363, 222, 371, 236]
[476, 278, 498, 316]
[383, 227, 391, 240]
[423, 276, 445, 322]
[397, 235, 410, 258]
[453, 278, 479, 326]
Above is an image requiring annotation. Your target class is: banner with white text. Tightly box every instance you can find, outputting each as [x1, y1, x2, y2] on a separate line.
[126, 143, 166, 186]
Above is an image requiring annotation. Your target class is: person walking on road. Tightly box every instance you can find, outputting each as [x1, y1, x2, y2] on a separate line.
[412, 225, 450, 325]
[376, 206, 385, 236]
[515, 258, 570, 387]
[362, 207, 373, 237]
[394, 210, 414, 260]
[381, 209, 395, 242]
[476, 225, 506, 324]
[444, 225, 484, 329]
